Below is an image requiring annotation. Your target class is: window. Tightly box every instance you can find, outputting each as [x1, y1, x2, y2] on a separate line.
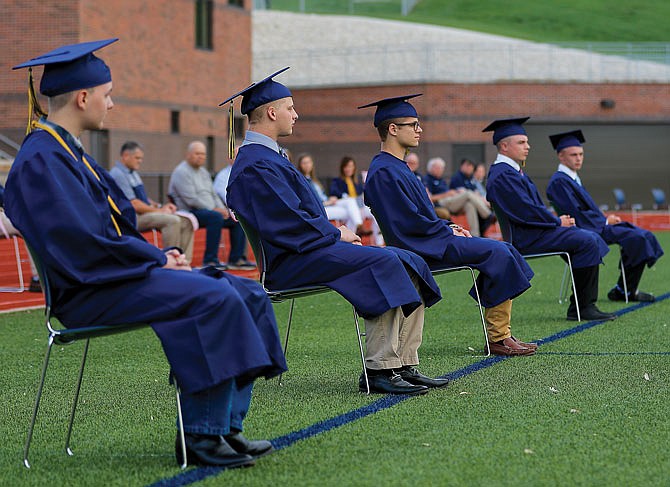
[88, 129, 110, 169]
[206, 136, 215, 173]
[171, 110, 180, 134]
[228, 0, 243, 6]
[195, 0, 213, 50]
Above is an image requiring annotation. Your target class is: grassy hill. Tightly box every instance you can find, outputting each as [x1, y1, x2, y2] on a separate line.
[268, 0, 670, 42]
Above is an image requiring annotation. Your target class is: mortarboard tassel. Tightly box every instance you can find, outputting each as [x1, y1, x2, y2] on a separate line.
[26, 67, 48, 134]
[228, 101, 235, 160]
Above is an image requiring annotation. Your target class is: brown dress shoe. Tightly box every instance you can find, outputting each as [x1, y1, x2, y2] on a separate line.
[511, 336, 538, 351]
[488, 337, 535, 356]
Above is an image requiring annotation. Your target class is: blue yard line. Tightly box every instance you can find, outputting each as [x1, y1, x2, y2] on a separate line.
[538, 351, 670, 356]
[149, 292, 670, 487]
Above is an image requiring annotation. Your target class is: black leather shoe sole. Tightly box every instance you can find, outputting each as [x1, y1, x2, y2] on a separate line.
[567, 311, 616, 321]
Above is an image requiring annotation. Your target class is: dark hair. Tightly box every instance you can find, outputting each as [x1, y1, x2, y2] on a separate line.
[460, 158, 475, 167]
[376, 120, 393, 141]
[120, 140, 143, 156]
[339, 155, 357, 178]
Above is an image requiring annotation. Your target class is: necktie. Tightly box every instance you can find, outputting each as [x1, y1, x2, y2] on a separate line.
[279, 146, 289, 160]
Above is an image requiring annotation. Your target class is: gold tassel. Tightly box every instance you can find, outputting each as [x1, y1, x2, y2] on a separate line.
[228, 101, 235, 160]
[26, 68, 48, 134]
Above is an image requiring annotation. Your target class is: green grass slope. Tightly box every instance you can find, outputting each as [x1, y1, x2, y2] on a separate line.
[269, 0, 670, 42]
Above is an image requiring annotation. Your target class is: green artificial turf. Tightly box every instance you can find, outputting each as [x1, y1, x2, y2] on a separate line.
[269, 0, 670, 42]
[0, 233, 668, 486]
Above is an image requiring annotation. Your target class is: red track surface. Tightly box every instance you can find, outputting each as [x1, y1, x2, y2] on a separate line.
[2, 211, 668, 313]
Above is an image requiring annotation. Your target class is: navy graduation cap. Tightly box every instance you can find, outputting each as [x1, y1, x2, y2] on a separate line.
[14, 38, 118, 97]
[219, 67, 292, 158]
[219, 67, 292, 115]
[482, 117, 530, 145]
[357, 94, 422, 127]
[13, 38, 118, 133]
[549, 129, 585, 153]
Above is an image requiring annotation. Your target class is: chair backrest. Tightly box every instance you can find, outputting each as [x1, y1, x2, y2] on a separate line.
[490, 202, 513, 244]
[651, 188, 666, 208]
[25, 242, 53, 311]
[613, 188, 626, 206]
[236, 214, 268, 286]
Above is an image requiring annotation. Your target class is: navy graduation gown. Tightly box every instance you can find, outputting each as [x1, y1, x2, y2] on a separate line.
[364, 151, 533, 309]
[547, 171, 663, 269]
[486, 162, 609, 268]
[329, 177, 364, 198]
[5, 126, 286, 394]
[227, 143, 441, 320]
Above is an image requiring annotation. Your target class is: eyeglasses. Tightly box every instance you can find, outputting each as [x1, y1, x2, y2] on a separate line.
[393, 121, 421, 131]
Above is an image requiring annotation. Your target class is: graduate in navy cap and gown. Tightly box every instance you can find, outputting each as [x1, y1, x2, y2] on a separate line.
[484, 118, 615, 321]
[6, 39, 287, 469]
[546, 130, 663, 302]
[224, 68, 448, 395]
[361, 95, 537, 357]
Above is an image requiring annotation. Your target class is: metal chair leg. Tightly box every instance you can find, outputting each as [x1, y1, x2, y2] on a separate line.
[23, 334, 56, 469]
[173, 375, 187, 469]
[467, 267, 490, 357]
[277, 299, 296, 386]
[64, 339, 91, 456]
[565, 255, 581, 322]
[559, 262, 570, 304]
[620, 259, 629, 304]
[352, 307, 369, 394]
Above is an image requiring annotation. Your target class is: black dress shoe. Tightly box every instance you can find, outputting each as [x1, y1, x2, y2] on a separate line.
[608, 287, 655, 302]
[359, 371, 429, 395]
[223, 432, 274, 458]
[567, 304, 616, 321]
[398, 367, 450, 388]
[176, 433, 255, 468]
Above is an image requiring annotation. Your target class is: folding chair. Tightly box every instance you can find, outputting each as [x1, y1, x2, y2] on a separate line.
[550, 201, 627, 305]
[492, 203, 581, 322]
[373, 216, 490, 356]
[22, 245, 188, 469]
[0, 215, 25, 292]
[236, 216, 370, 394]
[430, 264, 490, 356]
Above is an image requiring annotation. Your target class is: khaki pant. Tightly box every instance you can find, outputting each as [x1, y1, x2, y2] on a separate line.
[438, 190, 491, 237]
[363, 275, 424, 370]
[137, 212, 195, 264]
[484, 299, 513, 342]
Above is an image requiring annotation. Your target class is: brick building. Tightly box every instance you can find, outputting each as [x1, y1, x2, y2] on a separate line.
[1, 0, 251, 198]
[285, 82, 670, 208]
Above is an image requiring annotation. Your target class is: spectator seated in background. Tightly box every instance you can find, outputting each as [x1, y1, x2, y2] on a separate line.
[449, 158, 495, 234]
[110, 141, 195, 264]
[472, 162, 488, 198]
[226, 68, 447, 395]
[169, 141, 254, 270]
[546, 129, 663, 302]
[296, 153, 370, 235]
[404, 151, 423, 182]
[423, 157, 492, 237]
[7, 38, 287, 468]
[329, 156, 384, 246]
[361, 94, 536, 357]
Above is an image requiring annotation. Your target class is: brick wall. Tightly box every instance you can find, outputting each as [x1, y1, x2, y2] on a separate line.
[1, 0, 251, 175]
